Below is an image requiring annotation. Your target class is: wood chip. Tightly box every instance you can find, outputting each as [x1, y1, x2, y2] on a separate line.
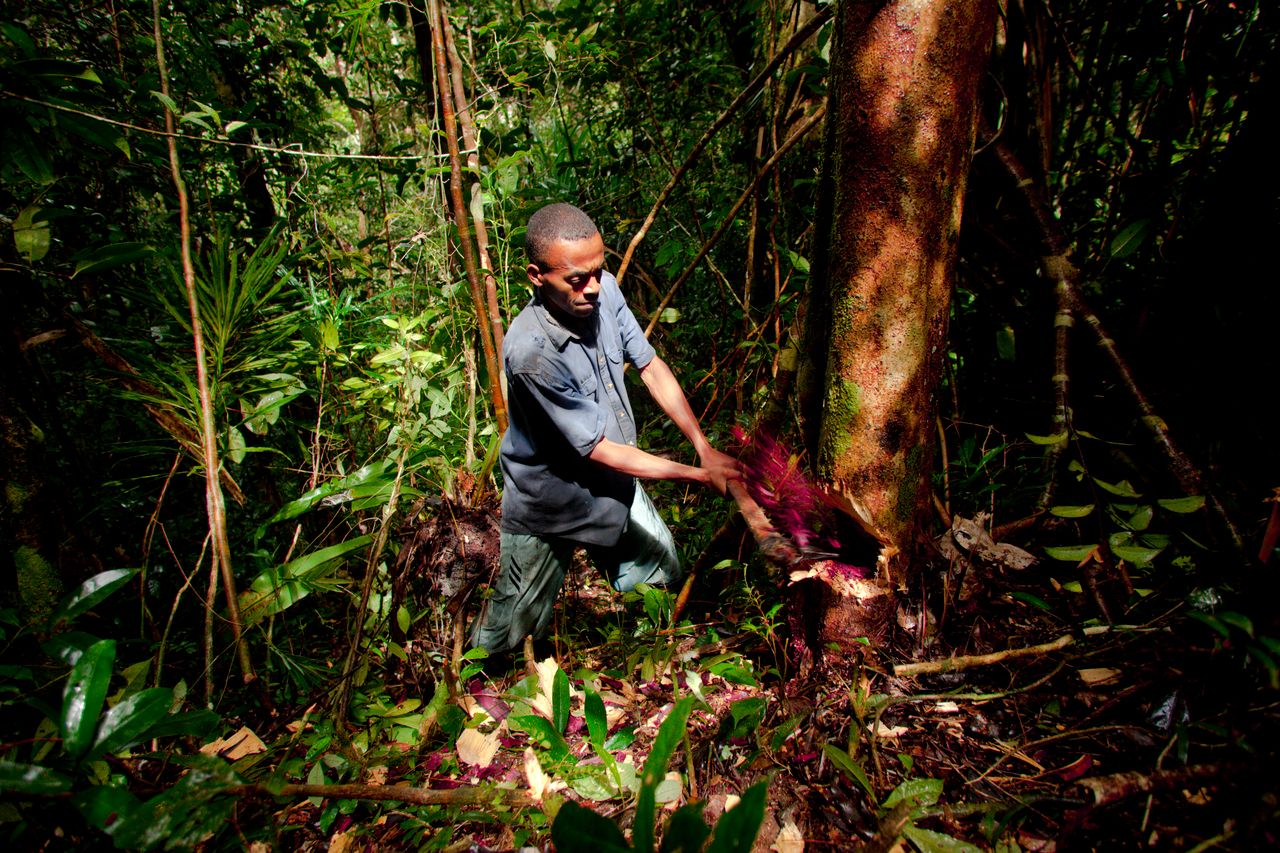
[1077, 667, 1121, 685]
[772, 819, 805, 853]
[456, 727, 500, 767]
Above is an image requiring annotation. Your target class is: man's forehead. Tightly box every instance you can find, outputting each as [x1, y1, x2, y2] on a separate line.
[544, 235, 605, 270]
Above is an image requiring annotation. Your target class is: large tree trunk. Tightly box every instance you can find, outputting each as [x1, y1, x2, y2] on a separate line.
[801, 0, 995, 652]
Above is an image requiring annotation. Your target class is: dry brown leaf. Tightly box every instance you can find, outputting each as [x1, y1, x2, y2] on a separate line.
[365, 765, 388, 786]
[1077, 667, 1121, 685]
[772, 819, 805, 853]
[456, 727, 500, 767]
[200, 726, 266, 760]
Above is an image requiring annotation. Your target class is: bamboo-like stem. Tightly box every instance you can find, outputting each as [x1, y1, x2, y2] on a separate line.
[441, 1, 505, 360]
[990, 137, 1246, 557]
[152, 0, 257, 691]
[426, 0, 507, 433]
[643, 104, 825, 338]
[615, 4, 834, 286]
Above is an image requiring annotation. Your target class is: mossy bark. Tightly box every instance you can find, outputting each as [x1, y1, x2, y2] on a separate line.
[805, 0, 995, 643]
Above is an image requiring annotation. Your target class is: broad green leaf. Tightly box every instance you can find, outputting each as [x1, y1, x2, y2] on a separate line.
[62, 638, 116, 758]
[238, 534, 373, 626]
[509, 714, 570, 760]
[0, 760, 73, 794]
[226, 426, 246, 464]
[1158, 496, 1205, 514]
[1049, 504, 1095, 518]
[902, 824, 982, 852]
[41, 631, 100, 665]
[1218, 612, 1254, 637]
[12, 134, 54, 184]
[570, 767, 616, 801]
[660, 801, 711, 853]
[1109, 219, 1151, 258]
[634, 697, 694, 853]
[658, 307, 681, 324]
[1109, 533, 1163, 566]
[705, 780, 768, 853]
[137, 708, 220, 741]
[151, 90, 180, 114]
[1043, 545, 1097, 562]
[49, 568, 139, 628]
[1187, 612, 1229, 639]
[1127, 504, 1154, 531]
[224, 120, 248, 135]
[72, 242, 153, 277]
[13, 204, 51, 262]
[822, 743, 874, 798]
[75, 785, 140, 831]
[1094, 477, 1141, 498]
[882, 777, 944, 810]
[551, 800, 629, 853]
[106, 755, 239, 850]
[1025, 431, 1067, 445]
[996, 325, 1016, 361]
[92, 688, 172, 756]
[584, 688, 607, 748]
[552, 666, 570, 734]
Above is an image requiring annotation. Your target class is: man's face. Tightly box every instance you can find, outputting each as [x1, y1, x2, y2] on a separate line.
[528, 233, 606, 323]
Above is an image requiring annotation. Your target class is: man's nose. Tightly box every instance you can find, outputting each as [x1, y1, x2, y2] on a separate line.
[583, 274, 601, 297]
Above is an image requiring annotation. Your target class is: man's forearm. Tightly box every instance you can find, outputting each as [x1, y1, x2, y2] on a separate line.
[588, 437, 712, 487]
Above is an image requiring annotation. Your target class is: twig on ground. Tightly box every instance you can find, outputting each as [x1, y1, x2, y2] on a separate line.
[228, 782, 534, 808]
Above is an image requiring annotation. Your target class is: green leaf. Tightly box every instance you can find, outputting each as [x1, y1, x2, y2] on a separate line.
[238, 534, 373, 626]
[551, 800, 630, 853]
[151, 90, 180, 114]
[882, 777, 944, 810]
[1094, 477, 1141, 498]
[1157, 496, 1205, 514]
[107, 755, 239, 850]
[13, 204, 51, 262]
[1049, 504, 1095, 518]
[1127, 504, 1154, 531]
[570, 767, 616, 801]
[584, 688, 607, 748]
[705, 780, 768, 853]
[12, 133, 55, 184]
[1108, 533, 1163, 566]
[1009, 591, 1051, 611]
[660, 801, 711, 853]
[1025, 431, 1068, 446]
[72, 242, 154, 277]
[552, 666, 570, 734]
[1218, 612, 1255, 637]
[902, 824, 983, 852]
[1043, 545, 1097, 562]
[0, 760, 73, 795]
[822, 743, 874, 798]
[74, 785, 141, 832]
[1187, 612, 1229, 639]
[509, 714, 570, 760]
[49, 569, 139, 628]
[995, 325, 1016, 361]
[62, 638, 117, 758]
[92, 688, 172, 757]
[1109, 219, 1151, 259]
[635, 697, 694, 853]
[137, 709, 220, 741]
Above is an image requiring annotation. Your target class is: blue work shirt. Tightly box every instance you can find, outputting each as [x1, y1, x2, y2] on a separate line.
[499, 271, 656, 546]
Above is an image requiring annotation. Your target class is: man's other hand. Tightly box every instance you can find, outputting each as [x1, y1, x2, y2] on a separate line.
[698, 447, 742, 496]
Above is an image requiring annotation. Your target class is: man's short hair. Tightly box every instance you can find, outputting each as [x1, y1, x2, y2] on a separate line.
[526, 203, 599, 267]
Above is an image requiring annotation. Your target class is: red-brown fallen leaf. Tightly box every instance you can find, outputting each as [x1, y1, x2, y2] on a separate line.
[1054, 754, 1094, 782]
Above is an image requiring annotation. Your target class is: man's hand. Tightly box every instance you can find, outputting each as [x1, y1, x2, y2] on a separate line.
[698, 447, 742, 496]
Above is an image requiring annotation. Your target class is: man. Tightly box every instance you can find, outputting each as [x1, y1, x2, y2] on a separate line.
[473, 202, 740, 655]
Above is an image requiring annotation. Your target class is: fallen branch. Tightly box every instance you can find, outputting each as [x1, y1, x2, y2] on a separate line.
[228, 782, 534, 808]
[892, 626, 1113, 677]
[1076, 764, 1231, 808]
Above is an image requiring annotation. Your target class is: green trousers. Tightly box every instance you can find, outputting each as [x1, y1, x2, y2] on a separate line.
[472, 485, 680, 654]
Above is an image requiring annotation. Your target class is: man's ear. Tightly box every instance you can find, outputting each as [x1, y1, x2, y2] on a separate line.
[526, 262, 542, 289]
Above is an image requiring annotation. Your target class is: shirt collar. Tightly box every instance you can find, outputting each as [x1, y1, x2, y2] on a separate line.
[535, 300, 597, 349]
